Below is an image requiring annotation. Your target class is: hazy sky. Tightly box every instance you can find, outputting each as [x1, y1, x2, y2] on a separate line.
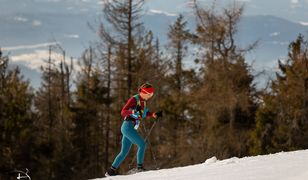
[144, 0, 308, 23]
[1, 0, 308, 23]
[1, 0, 308, 88]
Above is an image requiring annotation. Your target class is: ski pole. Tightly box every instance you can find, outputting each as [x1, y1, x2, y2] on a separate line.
[144, 121, 157, 141]
[128, 118, 159, 169]
[142, 120, 159, 169]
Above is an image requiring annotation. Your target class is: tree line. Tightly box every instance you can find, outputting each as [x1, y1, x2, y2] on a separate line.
[1, 0, 308, 179]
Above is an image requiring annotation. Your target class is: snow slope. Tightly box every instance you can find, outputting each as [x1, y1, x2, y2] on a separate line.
[94, 150, 308, 180]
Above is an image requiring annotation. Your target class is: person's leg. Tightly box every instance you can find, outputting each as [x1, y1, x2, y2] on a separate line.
[111, 136, 132, 168]
[111, 122, 134, 169]
[123, 126, 147, 166]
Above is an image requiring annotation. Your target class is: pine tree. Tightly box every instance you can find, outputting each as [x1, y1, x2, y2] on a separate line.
[190, 1, 257, 159]
[252, 34, 308, 154]
[249, 93, 276, 155]
[158, 14, 198, 166]
[72, 45, 118, 178]
[100, 0, 147, 98]
[0, 50, 36, 178]
[34, 46, 74, 179]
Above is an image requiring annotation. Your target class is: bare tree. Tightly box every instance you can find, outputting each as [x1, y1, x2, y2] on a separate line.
[100, 0, 146, 98]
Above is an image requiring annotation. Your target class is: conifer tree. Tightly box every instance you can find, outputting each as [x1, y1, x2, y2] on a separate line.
[158, 14, 198, 166]
[34, 46, 74, 179]
[190, 1, 257, 159]
[250, 34, 308, 154]
[0, 50, 36, 178]
[100, 0, 147, 98]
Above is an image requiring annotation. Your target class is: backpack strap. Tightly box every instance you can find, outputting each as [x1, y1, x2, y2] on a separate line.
[133, 94, 148, 119]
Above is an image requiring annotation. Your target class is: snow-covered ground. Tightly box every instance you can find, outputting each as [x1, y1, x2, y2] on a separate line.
[94, 150, 308, 180]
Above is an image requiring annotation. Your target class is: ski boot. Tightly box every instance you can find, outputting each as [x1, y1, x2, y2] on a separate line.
[136, 164, 146, 172]
[105, 167, 117, 177]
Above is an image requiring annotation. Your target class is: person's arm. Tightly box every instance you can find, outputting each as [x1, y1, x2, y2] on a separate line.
[121, 97, 136, 118]
[147, 110, 162, 119]
[146, 111, 159, 119]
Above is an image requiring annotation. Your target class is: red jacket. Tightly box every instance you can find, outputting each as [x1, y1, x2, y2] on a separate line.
[121, 95, 153, 119]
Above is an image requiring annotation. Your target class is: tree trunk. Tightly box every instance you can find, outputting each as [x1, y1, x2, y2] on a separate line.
[127, 0, 133, 98]
[105, 46, 112, 170]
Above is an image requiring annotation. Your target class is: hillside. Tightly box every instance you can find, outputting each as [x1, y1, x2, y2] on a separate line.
[94, 150, 308, 180]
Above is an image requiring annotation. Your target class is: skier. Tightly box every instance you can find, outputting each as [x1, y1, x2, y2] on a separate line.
[105, 83, 162, 176]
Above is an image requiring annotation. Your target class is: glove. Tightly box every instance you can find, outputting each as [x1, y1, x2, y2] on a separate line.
[154, 111, 163, 118]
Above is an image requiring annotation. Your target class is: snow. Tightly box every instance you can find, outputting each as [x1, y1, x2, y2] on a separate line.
[14, 16, 28, 22]
[299, 21, 308, 26]
[270, 32, 280, 37]
[148, 9, 177, 17]
[93, 150, 308, 180]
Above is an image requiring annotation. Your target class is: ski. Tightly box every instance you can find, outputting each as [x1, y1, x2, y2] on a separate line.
[126, 168, 142, 175]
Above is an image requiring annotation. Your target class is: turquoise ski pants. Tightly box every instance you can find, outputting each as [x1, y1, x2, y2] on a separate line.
[112, 121, 147, 168]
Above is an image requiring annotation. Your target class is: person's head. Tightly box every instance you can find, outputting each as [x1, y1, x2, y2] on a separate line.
[138, 83, 155, 100]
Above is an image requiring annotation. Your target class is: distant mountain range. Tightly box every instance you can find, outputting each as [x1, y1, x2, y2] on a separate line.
[1, 2, 308, 88]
